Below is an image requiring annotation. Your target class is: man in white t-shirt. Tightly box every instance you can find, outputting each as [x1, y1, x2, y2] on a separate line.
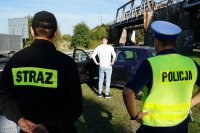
[92, 37, 116, 98]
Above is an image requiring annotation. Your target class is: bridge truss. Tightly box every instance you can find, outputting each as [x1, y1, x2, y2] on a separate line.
[114, 0, 200, 28]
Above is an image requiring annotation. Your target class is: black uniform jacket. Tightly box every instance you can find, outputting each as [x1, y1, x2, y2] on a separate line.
[0, 39, 82, 126]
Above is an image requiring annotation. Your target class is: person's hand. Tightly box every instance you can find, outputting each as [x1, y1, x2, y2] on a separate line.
[30, 124, 49, 133]
[18, 117, 36, 132]
[135, 112, 149, 123]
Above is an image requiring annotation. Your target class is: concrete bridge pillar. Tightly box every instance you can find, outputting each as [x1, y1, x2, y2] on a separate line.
[144, 2, 200, 55]
[119, 28, 127, 45]
[109, 25, 122, 45]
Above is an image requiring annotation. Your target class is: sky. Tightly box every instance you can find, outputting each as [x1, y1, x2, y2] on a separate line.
[0, 0, 137, 35]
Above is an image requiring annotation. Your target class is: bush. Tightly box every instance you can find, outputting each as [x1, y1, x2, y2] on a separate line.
[71, 22, 91, 48]
[88, 40, 100, 49]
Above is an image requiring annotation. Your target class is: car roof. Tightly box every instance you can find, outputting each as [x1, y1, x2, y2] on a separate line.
[114, 45, 155, 50]
[0, 56, 9, 63]
[0, 56, 9, 70]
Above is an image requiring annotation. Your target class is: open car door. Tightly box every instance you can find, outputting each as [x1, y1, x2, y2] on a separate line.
[73, 49, 91, 82]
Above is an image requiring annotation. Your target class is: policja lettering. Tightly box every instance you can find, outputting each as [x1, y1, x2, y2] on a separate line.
[162, 70, 192, 82]
[12, 67, 58, 88]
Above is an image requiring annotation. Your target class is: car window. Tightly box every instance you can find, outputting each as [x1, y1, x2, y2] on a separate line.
[116, 49, 137, 62]
[0, 63, 6, 71]
[125, 50, 137, 61]
[73, 49, 89, 63]
[0, 62, 7, 81]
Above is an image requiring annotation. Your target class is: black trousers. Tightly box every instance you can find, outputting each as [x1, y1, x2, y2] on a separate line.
[136, 117, 189, 133]
[20, 123, 77, 133]
[45, 124, 77, 133]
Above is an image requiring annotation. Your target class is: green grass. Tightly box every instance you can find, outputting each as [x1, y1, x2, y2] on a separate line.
[192, 57, 200, 64]
[76, 83, 200, 133]
[75, 56, 200, 133]
[188, 56, 200, 133]
[75, 84, 140, 133]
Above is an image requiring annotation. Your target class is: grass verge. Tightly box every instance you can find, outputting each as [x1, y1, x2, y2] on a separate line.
[75, 56, 200, 133]
[188, 56, 200, 133]
[75, 83, 140, 133]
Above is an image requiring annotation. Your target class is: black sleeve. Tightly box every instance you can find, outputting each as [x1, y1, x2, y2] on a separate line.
[194, 61, 200, 87]
[0, 61, 22, 123]
[67, 62, 83, 122]
[125, 59, 152, 94]
[58, 60, 83, 122]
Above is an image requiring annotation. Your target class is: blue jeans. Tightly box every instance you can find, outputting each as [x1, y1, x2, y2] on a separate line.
[98, 66, 112, 95]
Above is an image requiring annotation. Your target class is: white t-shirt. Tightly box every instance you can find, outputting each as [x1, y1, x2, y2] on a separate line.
[92, 44, 116, 67]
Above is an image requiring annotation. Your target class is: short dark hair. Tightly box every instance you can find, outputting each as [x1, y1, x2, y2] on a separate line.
[32, 11, 57, 39]
[101, 37, 108, 40]
[157, 38, 176, 47]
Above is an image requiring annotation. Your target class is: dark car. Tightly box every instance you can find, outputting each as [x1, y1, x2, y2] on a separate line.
[0, 46, 155, 88]
[0, 50, 93, 83]
[73, 46, 155, 87]
[0, 56, 10, 81]
[111, 46, 155, 87]
[72, 49, 95, 82]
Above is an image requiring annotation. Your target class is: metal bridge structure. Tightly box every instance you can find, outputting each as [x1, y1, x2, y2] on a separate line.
[110, 0, 200, 54]
[114, 0, 200, 28]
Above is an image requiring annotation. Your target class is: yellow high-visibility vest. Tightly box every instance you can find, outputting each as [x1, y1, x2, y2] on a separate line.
[142, 54, 197, 127]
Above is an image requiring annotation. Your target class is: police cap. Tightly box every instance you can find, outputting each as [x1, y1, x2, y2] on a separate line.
[151, 21, 182, 40]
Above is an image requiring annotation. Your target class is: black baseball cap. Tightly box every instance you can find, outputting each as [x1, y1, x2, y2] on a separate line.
[32, 11, 57, 31]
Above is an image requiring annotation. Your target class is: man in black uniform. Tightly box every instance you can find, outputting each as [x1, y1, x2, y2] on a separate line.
[0, 11, 82, 133]
[123, 21, 200, 133]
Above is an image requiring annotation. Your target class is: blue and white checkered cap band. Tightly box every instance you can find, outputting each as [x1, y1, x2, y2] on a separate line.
[151, 21, 182, 40]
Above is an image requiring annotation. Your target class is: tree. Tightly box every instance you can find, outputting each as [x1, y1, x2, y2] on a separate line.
[135, 29, 144, 45]
[91, 24, 110, 40]
[24, 16, 33, 47]
[71, 22, 91, 48]
[61, 34, 72, 50]
[62, 34, 72, 42]
[89, 24, 110, 48]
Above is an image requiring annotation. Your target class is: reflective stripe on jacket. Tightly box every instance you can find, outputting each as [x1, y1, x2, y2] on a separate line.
[142, 54, 197, 127]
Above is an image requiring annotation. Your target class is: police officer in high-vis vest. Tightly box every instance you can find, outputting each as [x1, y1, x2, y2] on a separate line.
[123, 21, 200, 133]
[0, 11, 82, 133]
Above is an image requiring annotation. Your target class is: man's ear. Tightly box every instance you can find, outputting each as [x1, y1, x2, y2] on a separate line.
[154, 37, 159, 52]
[154, 38, 159, 47]
[54, 30, 57, 38]
[30, 27, 35, 37]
